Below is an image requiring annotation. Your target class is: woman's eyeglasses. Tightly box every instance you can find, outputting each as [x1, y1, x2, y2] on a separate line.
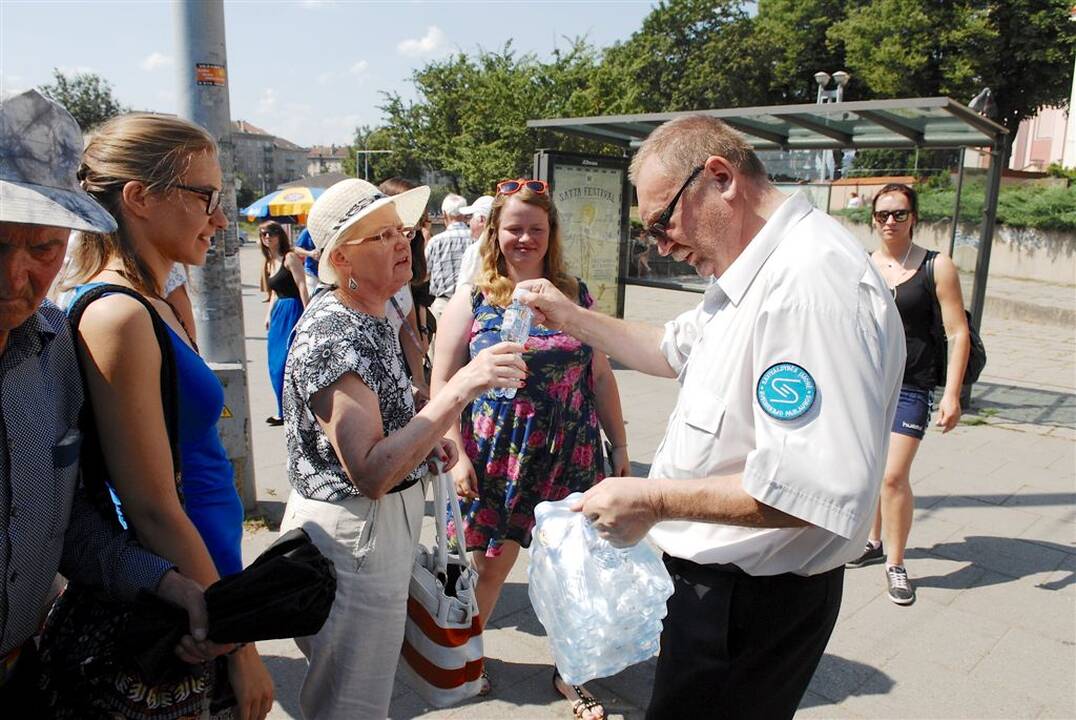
[873, 209, 911, 223]
[496, 179, 548, 196]
[341, 225, 416, 246]
[175, 184, 222, 215]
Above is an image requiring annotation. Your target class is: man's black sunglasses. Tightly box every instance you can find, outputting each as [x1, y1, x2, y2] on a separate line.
[643, 165, 704, 244]
[176, 184, 222, 215]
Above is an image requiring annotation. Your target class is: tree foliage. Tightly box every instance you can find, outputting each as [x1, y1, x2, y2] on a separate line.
[830, 0, 1076, 135]
[356, 0, 1075, 189]
[38, 68, 126, 131]
[371, 40, 619, 197]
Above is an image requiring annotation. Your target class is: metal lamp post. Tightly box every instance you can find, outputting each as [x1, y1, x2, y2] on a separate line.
[813, 70, 851, 181]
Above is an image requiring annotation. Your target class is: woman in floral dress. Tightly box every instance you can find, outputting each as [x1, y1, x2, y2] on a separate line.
[431, 179, 628, 720]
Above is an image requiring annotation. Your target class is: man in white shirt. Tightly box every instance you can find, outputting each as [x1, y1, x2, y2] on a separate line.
[519, 114, 905, 719]
[454, 194, 494, 295]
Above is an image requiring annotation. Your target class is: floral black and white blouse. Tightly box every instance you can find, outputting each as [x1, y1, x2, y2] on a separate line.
[283, 290, 424, 501]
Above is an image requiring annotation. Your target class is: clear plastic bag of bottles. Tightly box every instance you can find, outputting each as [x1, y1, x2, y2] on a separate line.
[527, 492, 674, 685]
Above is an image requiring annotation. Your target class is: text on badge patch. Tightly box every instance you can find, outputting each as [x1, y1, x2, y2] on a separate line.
[757, 362, 817, 420]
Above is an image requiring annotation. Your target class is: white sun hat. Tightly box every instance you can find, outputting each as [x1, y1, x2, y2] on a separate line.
[306, 178, 430, 286]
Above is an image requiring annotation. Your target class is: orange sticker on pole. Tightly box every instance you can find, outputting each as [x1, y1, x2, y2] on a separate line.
[196, 63, 226, 87]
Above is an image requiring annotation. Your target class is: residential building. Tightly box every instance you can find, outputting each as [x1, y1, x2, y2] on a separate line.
[307, 145, 350, 176]
[232, 120, 308, 195]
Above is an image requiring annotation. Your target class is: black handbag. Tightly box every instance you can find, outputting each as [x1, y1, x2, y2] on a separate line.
[925, 251, 987, 386]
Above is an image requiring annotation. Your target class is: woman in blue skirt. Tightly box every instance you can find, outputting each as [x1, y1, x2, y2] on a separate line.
[260, 221, 309, 425]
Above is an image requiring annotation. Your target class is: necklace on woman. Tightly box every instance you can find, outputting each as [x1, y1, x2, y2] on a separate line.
[887, 242, 913, 269]
[103, 267, 200, 353]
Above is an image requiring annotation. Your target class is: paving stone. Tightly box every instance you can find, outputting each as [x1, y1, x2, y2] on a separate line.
[842, 654, 1043, 719]
[971, 628, 1075, 716]
[925, 495, 1041, 536]
[924, 531, 1068, 580]
[1001, 485, 1076, 523]
[949, 569, 1076, 642]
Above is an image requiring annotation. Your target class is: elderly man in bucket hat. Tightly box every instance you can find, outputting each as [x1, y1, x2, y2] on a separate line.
[0, 89, 224, 708]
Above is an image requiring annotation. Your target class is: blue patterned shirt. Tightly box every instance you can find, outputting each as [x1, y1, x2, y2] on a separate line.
[0, 300, 173, 655]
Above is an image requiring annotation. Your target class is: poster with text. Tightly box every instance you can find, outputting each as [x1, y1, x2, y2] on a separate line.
[552, 163, 624, 317]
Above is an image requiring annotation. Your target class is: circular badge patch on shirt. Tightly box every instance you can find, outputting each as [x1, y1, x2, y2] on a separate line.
[757, 362, 817, 420]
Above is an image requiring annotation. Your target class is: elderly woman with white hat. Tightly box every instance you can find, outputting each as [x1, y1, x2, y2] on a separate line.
[277, 178, 527, 719]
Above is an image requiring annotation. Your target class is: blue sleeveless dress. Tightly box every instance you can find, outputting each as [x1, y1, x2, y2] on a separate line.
[68, 283, 244, 576]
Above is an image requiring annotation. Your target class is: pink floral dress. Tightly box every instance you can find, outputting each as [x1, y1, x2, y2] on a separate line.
[453, 281, 604, 557]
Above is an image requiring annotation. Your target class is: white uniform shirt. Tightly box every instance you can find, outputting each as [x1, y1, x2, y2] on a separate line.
[648, 192, 906, 576]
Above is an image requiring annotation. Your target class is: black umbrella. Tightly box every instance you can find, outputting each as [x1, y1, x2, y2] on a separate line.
[123, 528, 336, 682]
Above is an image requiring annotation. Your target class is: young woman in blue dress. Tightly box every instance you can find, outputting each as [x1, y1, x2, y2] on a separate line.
[45, 113, 274, 719]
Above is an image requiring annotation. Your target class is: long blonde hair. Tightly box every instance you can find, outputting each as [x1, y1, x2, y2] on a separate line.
[65, 113, 217, 295]
[477, 187, 578, 306]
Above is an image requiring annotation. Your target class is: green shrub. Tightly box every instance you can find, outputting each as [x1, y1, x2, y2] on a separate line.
[836, 181, 1076, 232]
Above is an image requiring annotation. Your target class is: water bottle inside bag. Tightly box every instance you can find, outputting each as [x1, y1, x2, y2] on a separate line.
[528, 492, 674, 685]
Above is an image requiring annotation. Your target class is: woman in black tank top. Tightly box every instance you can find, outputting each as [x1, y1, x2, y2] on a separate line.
[260, 222, 309, 424]
[846, 184, 972, 607]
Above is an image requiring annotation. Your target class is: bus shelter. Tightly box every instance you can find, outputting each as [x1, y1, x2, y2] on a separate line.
[527, 97, 1009, 331]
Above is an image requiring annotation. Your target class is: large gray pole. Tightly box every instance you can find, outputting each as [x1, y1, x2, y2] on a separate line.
[174, 0, 256, 511]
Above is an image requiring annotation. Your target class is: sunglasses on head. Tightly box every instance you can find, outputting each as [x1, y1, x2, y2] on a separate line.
[496, 178, 548, 196]
[872, 209, 911, 223]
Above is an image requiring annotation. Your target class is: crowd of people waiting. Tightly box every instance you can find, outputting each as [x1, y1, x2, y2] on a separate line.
[2, 86, 969, 720]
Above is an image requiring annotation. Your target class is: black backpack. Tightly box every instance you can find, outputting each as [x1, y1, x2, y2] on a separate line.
[924, 251, 987, 386]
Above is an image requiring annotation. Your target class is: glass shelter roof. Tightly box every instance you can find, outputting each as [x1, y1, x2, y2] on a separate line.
[527, 97, 1007, 151]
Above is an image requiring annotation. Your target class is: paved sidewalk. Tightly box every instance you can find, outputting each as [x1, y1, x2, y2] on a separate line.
[235, 246, 1075, 719]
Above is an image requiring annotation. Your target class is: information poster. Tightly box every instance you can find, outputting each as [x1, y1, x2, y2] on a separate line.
[550, 163, 624, 317]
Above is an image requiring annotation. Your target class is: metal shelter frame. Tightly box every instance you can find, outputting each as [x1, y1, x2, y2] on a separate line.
[528, 97, 1009, 331]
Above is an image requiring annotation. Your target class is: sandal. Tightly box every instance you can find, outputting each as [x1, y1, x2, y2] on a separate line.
[553, 669, 606, 720]
[477, 667, 492, 696]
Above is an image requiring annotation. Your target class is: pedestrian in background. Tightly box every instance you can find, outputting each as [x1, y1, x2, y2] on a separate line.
[425, 193, 472, 320]
[846, 183, 971, 606]
[259, 220, 308, 426]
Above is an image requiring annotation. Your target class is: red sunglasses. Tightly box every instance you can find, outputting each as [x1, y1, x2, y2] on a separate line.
[496, 178, 548, 196]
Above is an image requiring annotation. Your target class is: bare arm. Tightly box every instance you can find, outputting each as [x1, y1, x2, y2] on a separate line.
[429, 290, 479, 498]
[573, 474, 808, 548]
[591, 351, 630, 476]
[933, 254, 970, 432]
[78, 296, 220, 588]
[285, 252, 309, 307]
[516, 279, 675, 378]
[313, 331, 525, 500]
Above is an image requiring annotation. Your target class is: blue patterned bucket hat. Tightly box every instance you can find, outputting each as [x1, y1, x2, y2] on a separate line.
[0, 89, 117, 232]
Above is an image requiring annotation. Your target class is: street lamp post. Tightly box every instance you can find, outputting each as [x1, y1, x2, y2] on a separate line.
[353, 148, 394, 180]
[813, 70, 851, 181]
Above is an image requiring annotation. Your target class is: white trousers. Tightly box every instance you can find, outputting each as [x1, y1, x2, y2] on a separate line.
[279, 482, 426, 720]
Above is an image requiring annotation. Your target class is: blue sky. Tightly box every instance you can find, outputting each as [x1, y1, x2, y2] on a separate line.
[1, 0, 655, 147]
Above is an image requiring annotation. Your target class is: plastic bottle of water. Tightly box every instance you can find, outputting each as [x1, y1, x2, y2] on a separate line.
[528, 493, 675, 685]
[494, 287, 532, 399]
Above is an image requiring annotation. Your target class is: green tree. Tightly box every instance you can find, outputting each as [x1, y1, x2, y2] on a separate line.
[375, 40, 616, 197]
[38, 68, 126, 131]
[753, 0, 851, 103]
[830, 0, 1076, 135]
[582, 0, 772, 114]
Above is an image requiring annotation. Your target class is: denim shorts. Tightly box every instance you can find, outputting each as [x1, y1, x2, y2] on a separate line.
[892, 385, 932, 439]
